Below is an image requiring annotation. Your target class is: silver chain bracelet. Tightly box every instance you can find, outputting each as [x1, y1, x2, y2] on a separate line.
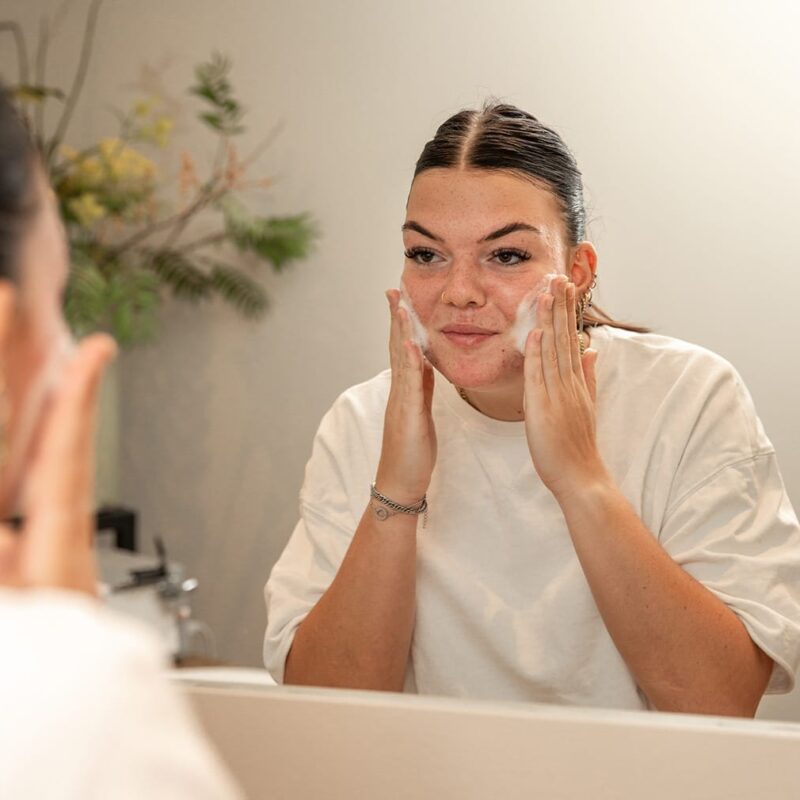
[370, 483, 428, 529]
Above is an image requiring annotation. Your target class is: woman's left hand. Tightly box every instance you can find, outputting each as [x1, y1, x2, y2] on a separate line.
[523, 275, 608, 502]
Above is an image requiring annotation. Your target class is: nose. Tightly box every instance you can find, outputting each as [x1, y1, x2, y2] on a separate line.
[441, 259, 486, 309]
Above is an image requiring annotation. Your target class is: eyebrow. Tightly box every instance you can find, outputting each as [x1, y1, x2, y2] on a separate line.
[402, 221, 443, 241]
[481, 222, 542, 242]
[401, 220, 542, 243]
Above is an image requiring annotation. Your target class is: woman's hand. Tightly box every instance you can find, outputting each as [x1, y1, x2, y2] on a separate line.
[0, 334, 117, 595]
[523, 276, 608, 502]
[375, 290, 436, 504]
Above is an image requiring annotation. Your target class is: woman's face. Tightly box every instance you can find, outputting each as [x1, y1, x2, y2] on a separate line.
[402, 168, 591, 390]
[0, 162, 73, 515]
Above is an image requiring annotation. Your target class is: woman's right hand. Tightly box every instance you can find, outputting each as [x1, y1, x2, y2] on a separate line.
[0, 334, 117, 595]
[375, 290, 437, 505]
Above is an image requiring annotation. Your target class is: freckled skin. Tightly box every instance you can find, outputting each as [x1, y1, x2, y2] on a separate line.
[402, 168, 594, 398]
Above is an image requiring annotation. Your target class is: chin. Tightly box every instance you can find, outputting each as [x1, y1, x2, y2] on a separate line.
[427, 345, 524, 389]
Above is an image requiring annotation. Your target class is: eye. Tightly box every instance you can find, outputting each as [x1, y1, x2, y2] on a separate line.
[489, 248, 531, 266]
[404, 246, 443, 265]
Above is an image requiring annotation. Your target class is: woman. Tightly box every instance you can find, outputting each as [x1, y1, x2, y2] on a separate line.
[0, 89, 241, 798]
[265, 103, 800, 716]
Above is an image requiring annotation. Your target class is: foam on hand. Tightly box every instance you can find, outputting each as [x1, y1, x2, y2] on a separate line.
[509, 273, 562, 354]
[399, 284, 430, 352]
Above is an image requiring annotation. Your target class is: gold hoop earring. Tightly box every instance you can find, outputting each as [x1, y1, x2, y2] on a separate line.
[577, 275, 597, 325]
[578, 290, 591, 322]
[576, 275, 597, 356]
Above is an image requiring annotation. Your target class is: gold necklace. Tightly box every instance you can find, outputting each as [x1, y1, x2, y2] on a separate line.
[457, 386, 478, 410]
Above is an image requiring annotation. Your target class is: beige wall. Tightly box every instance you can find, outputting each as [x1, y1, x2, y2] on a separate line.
[5, 1, 800, 676]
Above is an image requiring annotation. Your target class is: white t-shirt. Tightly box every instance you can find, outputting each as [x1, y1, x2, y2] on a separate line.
[0, 589, 242, 799]
[264, 326, 800, 710]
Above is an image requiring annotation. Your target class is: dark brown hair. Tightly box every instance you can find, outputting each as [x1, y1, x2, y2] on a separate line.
[414, 102, 648, 333]
[0, 85, 37, 282]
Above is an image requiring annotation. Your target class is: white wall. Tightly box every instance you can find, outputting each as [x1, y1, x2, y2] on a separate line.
[5, 1, 800, 676]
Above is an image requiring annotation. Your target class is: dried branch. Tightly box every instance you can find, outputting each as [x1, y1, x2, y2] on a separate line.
[33, 17, 50, 144]
[0, 22, 30, 87]
[212, 135, 227, 176]
[176, 230, 227, 254]
[50, 0, 80, 37]
[46, 0, 104, 166]
[241, 119, 285, 169]
[107, 184, 227, 261]
[161, 210, 194, 251]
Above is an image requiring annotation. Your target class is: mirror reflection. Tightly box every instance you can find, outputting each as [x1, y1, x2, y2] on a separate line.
[265, 103, 798, 717]
[2, 1, 800, 794]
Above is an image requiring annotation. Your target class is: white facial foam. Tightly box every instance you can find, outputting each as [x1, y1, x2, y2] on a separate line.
[397, 273, 564, 358]
[398, 283, 430, 352]
[509, 273, 562, 354]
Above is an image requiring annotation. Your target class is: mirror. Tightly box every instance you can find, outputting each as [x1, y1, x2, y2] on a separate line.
[5, 0, 798, 724]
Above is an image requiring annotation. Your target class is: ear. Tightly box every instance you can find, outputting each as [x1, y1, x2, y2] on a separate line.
[0, 280, 17, 361]
[568, 242, 597, 294]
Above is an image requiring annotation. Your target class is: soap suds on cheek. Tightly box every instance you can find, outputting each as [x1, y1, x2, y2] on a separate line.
[508, 272, 562, 354]
[398, 284, 430, 352]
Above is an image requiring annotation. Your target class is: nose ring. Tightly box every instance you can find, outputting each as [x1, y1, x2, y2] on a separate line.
[441, 291, 449, 304]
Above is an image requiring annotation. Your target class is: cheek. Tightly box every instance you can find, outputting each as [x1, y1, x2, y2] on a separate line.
[485, 270, 556, 322]
[400, 271, 440, 323]
[7, 322, 51, 412]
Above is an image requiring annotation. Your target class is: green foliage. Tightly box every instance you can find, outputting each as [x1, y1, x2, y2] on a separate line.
[222, 197, 316, 270]
[65, 246, 161, 344]
[105, 268, 160, 344]
[3, 3, 318, 346]
[190, 53, 244, 136]
[149, 250, 212, 301]
[148, 250, 268, 319]
[208, 263, 268, 318]
[64, 247, 108, 334]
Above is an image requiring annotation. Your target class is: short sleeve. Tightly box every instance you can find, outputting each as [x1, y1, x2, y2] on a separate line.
[660, 453, 800, 693]
[263, 380, 383, 682]
[263, 507, 355, 682]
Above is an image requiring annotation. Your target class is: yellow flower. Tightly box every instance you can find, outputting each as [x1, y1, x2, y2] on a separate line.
[59, 144, 80, 162]
[152, 116, 174, 147]
[98, 137, 124, 161]
[133, 96, 158, 118]
[137, 116, 174, 147]
[74, 156, 104, 187]
[69, 193, 106, 227]
[95, 140, 158, 186]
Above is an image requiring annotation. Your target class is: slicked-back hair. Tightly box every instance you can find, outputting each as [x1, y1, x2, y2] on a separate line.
[413, 102, 648, 333]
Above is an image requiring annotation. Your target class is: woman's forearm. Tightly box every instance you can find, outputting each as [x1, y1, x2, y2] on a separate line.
[284, 503, 418, 692]
[556, 479, 773, 716]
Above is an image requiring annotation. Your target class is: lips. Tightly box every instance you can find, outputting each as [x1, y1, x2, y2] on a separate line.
[441, 323, 497, 348]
